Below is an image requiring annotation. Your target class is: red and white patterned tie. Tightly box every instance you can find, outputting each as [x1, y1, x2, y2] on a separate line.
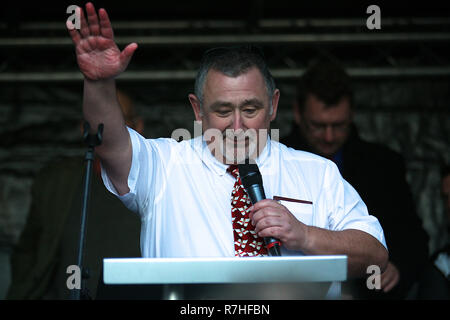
[228, 165, 268, 257]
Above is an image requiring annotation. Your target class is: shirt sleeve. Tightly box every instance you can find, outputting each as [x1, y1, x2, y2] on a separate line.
[319, 160, 388, 250]
[101, 127, 162, 216]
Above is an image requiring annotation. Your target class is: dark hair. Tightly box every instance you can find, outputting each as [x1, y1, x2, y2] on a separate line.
[296, 57, 353, 112]
[194, 45, 276, 109]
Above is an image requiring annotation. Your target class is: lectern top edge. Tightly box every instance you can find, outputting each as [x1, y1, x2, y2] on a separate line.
[104, 255, 347, 264]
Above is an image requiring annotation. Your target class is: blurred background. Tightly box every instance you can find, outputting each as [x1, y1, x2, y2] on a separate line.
[0, 0, 449, 298]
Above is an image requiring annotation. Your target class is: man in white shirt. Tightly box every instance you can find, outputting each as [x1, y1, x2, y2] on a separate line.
[67, 3, 388, 278]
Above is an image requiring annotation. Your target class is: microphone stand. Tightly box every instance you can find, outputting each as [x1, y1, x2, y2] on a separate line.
[70, 122, 103, 300]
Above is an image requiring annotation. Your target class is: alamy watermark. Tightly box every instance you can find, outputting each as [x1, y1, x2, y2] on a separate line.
[66, 5, 81, 30]
[366, 5, 381, 30]
[172, 121, 280, 165]
[66, 265, 81, 290]
[67, 4, 381, 31]
[366, 264, 381, 290]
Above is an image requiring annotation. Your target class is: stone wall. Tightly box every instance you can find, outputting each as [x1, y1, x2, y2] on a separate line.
[0, 76, 449, 298]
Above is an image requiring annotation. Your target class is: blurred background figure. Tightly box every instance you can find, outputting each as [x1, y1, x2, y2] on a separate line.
[281, 58, 429, 299]
[0, 1, 449, 301]
[6, 90, 143, 300]
[418, 164, 450, 299]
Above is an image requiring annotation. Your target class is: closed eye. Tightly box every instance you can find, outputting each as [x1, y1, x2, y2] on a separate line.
[216, 109, 232, 116]
[243, 108, 257, 114]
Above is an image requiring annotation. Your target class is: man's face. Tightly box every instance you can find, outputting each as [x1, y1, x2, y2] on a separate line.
[295, 94, 352, 159]
[442, 174, 450, 223]
[189, 67, 279, 164]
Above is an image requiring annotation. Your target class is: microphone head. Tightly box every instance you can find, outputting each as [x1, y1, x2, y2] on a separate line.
[238, 163, 263, 189]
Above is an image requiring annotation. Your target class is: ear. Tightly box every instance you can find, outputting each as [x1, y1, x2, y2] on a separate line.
[293, 100, 302, 126]
[269, 89, 280, 122]
[189, 93, 203, 122]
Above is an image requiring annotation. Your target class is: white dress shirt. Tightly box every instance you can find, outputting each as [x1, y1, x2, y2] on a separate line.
[102, 127, 387, 258]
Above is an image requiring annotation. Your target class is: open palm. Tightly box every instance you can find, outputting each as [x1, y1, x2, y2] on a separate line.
[67, 3, 137, 80]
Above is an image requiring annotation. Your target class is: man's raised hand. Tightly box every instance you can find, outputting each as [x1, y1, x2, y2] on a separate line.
[66, 2, 137, 81]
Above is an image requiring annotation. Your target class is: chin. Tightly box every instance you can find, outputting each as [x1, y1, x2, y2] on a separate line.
[317, 148, 338, 159]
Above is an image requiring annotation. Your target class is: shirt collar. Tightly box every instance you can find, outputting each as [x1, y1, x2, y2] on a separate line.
[191, 134, 272, 176]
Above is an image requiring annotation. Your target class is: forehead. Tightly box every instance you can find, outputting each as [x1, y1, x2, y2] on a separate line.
[303, 94, 351, 122]
[202, 67, 268, 105]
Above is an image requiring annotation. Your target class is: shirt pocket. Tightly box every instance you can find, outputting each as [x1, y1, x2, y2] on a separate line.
[274, 197, 313, 226]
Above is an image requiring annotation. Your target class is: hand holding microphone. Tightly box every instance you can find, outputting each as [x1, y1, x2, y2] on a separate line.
[238, 163, 282, 256]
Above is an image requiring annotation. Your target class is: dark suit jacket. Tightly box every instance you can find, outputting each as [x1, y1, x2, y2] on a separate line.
[282, 123, 429, 299]
[7, 156, 141, 299]
[418, 242, 450, 299]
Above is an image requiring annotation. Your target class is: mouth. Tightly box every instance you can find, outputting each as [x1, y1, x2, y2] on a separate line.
[224, 135, 248, 143]
[205, 129, 269, 164]
[318, 141, 338, 150]
[223, 129, 258, 145]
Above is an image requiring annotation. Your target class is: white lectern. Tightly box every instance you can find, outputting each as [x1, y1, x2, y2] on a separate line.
[103, 256, 347, 300]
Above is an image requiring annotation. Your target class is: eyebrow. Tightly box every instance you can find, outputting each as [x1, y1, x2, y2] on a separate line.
[208, 98, 265, 111]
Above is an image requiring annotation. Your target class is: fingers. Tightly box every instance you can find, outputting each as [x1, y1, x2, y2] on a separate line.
[249, 201, 307, 250]
[250, 202, 285, 234]
[66, 3, 113, 40]
[383, 279, 396, 293]
[66, 19, 81, 45]
[249, 199, 282, 214]
[258, 226, 283, 240]
[380, 262, 400, 293]
[381, 272, 396, 292]
[78, 5, 90, 38]
[380, 272, 389, 290]
[253, 214, 283, 234]
[121, 43, 138, 58]
[66, 5, 83, 43]
[99, 8, 114, 39]
[86, 2, 100, 36]
[385, 271, 399, 292]
[249, 199, 284, 220]
[120, 43, 138, 66]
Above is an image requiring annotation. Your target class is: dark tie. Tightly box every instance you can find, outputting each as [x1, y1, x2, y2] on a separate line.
[227, 165, 268, 257]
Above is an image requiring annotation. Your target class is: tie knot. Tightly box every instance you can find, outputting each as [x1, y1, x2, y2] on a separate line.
[227, 165, 239, 179]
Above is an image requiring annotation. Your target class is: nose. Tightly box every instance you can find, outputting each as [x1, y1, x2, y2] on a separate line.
[324, 126, 335, 143]
[231, 110, 244, 131]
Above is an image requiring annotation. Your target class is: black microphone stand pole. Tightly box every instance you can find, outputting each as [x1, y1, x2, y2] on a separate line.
[70, 122, 103, 300]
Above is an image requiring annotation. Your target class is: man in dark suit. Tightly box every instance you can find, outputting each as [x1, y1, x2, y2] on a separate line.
[418, 164, 450, 299]
[281, 58, 429, 299]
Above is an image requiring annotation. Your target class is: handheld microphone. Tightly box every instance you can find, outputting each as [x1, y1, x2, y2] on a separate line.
[238, 163, 282, 256]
